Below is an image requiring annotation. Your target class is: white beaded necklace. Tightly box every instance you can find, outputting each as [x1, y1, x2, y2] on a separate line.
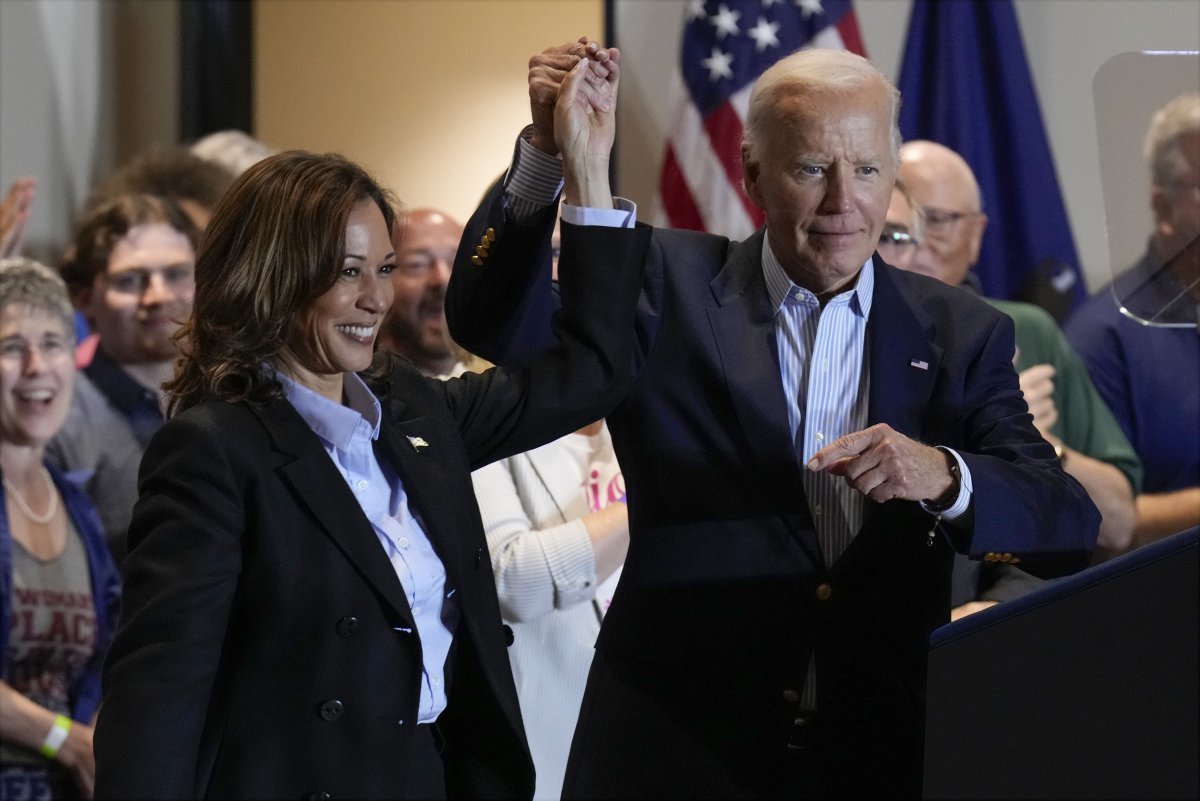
[3, 467, 59, 525]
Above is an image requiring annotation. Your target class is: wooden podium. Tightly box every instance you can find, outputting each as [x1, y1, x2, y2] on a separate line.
[924, 527, 1198, 799]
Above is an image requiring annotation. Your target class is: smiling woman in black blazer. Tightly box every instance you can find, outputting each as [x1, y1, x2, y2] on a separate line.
[93, 57, 640, 800]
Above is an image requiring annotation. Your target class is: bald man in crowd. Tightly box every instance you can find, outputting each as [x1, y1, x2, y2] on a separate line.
[896, 141, 1140, 571]
[379, 208, 465, 376]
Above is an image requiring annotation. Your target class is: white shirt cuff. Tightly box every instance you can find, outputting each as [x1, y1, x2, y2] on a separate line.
[507, 134, 637, 227]
[920, 447, 973, 521]
[560, 198, 637, 229]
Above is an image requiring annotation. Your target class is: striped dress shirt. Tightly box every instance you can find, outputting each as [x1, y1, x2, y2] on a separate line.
[762, 236, 873, 569]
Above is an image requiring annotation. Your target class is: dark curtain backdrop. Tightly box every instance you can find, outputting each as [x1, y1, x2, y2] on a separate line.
[180, 0, 253, 141]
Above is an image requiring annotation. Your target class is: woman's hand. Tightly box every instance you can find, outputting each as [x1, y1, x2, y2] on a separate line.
[556, 49, 620, 208]
[0, 177, 36, 258]
[56, 721, 97, 798]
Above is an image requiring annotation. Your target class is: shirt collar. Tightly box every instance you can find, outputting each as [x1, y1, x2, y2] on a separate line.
[83, 345, 162, 418]
[279, 372, 381, 450]
[761, 232, 875, 319]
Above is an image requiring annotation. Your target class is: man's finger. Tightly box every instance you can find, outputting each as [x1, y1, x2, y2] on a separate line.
[807, 427, 881, 471]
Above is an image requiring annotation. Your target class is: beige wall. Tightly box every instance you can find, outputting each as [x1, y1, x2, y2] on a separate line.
[114, 0, 180, 166]
[255, 0, 604, 223]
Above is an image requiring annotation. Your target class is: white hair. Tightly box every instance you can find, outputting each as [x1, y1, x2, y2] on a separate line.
[1143, 92, 1200, 187]
[190, 129, 277, 176]
[743, 48, 901, 162]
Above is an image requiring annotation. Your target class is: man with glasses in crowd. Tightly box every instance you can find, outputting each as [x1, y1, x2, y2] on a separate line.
[884, 141, 1140, 578]
[379, 208, 465, 377]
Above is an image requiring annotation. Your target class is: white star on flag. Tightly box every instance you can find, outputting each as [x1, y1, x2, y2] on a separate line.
[761, 0, 782, 7]
[701, 46, 735, 81]
[709, 4, 742, 39]
[796, 0, 824, 18]
[747, 16, 781, 51]
[686, 0, 707, 22]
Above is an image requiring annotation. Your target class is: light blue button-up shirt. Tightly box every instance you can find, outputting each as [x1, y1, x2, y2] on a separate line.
[281, 373, 459, 723]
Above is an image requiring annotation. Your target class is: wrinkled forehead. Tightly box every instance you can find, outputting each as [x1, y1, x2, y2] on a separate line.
[399, 217, 463, 253]
[759, 81, 895, 152]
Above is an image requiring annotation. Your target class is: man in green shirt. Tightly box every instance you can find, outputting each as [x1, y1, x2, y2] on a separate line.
[878, 143, 1142, 616]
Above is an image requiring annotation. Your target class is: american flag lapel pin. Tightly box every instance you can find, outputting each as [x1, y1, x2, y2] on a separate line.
[406, 435, 430, 452]
[910, 359, 929, 370]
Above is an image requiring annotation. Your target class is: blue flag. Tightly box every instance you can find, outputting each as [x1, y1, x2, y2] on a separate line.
[897, 0, 1085, 313]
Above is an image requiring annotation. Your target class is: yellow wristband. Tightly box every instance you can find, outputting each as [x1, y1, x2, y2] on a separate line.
[38, 714, 72, 759]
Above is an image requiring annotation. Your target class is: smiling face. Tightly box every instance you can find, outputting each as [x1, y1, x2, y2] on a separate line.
[81, 222, 196, 365]
[0, 303, 75, 449]
[381, 208, 462, 375]
[743, 81, 896, 295]
[279, 199, 395, 401]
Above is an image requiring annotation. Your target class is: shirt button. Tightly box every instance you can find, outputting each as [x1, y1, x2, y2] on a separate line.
[319, 699, 344, 721]
[433, 676, 441, 686]
[815, 432, 824, 442]
[397, 537, 409, 549]
[356, 480, 368, 490]
[412, 606, 421, 615]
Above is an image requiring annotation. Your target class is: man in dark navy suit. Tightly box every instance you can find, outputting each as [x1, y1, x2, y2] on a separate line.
[448, 41, 1100, 799]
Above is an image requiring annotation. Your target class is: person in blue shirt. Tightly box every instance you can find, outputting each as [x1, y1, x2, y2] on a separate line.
[1065, 91, 1200, 548]
[0, 256, 120, 800]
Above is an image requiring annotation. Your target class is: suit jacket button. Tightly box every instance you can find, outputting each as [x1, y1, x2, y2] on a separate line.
[503, 624, 515, 647]
[306, 793, 331, 801]
[336, 616, 360, 638]
[815, 582, 833, 601]
[319, 699, 344, 721]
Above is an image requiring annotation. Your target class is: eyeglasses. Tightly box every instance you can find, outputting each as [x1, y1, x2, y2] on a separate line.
[921, 206, 980, 237]
[879, 229, 919, 249]
[0, 335, 74, 365]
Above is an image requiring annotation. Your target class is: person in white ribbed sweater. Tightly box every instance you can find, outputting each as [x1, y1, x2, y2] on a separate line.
[470, 418, 627, 800]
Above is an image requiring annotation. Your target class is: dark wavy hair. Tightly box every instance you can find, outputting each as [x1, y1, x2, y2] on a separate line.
[61, 193, 200, 297]
[165, 151, 397, 416]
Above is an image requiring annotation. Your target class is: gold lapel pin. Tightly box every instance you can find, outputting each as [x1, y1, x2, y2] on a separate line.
[407, 435, 430, 452]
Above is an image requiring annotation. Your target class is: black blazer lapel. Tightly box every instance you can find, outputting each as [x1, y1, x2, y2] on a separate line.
[705, 231, 818, 559]
[252, 401, 416, 627]
[866, 261, 942, 437]
[852, 260, 944, 549]
[371, 393, 465, 597]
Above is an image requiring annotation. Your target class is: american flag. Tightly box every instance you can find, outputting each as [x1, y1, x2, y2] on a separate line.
[655, 0, 866, 238]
